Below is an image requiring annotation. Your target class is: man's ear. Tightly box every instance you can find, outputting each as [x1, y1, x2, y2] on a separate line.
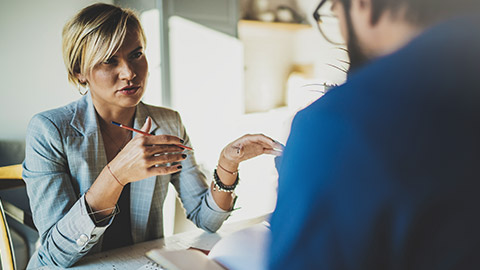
[358, 0, 371, 10]
[351, 0, 373, 26]
[359, 0, 373, 21]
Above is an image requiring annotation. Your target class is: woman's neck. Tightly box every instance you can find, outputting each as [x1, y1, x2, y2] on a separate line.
[95, 105, 135, 161]
[95, 107, 136, 148]
[94, 103, 136, 129]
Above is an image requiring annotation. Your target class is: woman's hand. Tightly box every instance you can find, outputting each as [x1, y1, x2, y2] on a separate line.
[220, 134, 284, 169]
[107, 117, 187, 185]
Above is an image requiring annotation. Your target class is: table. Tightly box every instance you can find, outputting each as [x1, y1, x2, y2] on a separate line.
[71, 215, 269, 270]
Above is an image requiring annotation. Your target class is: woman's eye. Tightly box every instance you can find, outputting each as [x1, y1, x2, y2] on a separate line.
[132, 52, 143, 59]
[103, 58, 117, 65]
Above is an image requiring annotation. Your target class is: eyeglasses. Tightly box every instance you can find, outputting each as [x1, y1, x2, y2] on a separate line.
[313, 0, 345, 45]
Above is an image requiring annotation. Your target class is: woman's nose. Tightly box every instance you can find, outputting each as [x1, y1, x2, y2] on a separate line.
[118, 59, 136, 81]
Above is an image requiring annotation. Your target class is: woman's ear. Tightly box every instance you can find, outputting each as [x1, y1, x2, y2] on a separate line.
[75, 72, 87, 84]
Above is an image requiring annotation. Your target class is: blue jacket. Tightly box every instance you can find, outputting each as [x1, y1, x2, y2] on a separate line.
[269, 14, 480, 269]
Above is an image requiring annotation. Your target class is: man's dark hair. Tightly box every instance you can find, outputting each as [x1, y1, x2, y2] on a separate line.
[341, 0, 480, 26]
[339, 0, 480, 74]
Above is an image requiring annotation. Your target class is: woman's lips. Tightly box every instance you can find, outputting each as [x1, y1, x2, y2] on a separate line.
[117, 86, 140, 95]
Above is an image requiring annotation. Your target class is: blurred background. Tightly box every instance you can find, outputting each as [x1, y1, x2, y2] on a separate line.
[0, 0, 347, 250]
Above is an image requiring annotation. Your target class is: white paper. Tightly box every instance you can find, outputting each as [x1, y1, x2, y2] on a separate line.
[72, 240, 163, 270]
[208, 223, 271, 270]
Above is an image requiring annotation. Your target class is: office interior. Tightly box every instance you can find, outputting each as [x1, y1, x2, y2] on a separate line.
[0, 0, 348, 268]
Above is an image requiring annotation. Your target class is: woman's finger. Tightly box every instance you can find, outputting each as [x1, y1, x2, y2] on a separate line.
[149, 153, 187, 167]
[140, 116, 152, 134]
[143, 134, 185, 146]
[145, 144, 185, 156]
[263, 149, 283, 156]
[148, 164, 183, 175]
[272, 140, 285, 151]
[242, 134, 274, 145]
[241, 134, 284, 151]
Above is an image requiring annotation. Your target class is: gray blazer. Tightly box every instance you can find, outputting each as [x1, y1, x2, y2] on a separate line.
[23, 94, 231, 268]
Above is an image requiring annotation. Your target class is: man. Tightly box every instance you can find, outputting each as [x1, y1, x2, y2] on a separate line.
[269, 0, 480, 269]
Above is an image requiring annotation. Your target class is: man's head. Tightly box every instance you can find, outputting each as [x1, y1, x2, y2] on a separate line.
[317, 0, 480, 73]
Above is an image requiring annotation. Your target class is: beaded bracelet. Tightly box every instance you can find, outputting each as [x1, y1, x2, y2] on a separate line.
[213, 169, 239, 193]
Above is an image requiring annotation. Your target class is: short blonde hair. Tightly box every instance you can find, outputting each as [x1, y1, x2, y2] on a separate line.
[62, 3, 146, 88]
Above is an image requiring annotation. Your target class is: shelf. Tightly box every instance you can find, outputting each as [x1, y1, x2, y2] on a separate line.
[238, 20, 312, 31]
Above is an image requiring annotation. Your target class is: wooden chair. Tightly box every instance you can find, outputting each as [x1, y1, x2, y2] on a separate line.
[0, 199, 16, 270]
[0, 164, 24, 190]
[0, 164, 22, 179]
[0, 164, 37, 269]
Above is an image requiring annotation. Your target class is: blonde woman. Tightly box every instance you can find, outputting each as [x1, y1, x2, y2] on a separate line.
[22, 3, 282, 268]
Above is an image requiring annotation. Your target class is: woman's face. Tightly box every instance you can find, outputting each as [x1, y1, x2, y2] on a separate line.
[81, 29, 148, 112]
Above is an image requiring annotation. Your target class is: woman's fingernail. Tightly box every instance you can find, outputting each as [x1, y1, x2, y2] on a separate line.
[179, 139, 185, 144]
[177, 165, 183, 169]
[182, 154, 187, 158]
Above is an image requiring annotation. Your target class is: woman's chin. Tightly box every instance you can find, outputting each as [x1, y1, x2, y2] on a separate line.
[117, 89, 144, 106]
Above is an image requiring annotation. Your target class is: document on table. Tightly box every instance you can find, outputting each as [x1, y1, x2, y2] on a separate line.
[136, 260, 164, 270]
[72, 240, 164, 270]
[165, 229, 223, 251]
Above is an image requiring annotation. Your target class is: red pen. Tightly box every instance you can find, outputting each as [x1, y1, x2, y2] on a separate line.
[111, 121, 193, 151]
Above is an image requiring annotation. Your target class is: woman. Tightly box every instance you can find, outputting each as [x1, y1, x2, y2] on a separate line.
[22, 3, 282, 268]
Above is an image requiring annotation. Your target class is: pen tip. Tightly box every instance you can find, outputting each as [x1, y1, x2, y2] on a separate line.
[111, 121, 121, 126]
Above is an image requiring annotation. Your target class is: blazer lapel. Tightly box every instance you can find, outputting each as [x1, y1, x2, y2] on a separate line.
[69, 98, 158, 243]
[68, 94, 107, 195]
[130, 103, 158, 243]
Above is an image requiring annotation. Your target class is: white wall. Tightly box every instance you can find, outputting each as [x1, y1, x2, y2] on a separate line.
[0, 0, 113, 140]
[167, 16, 347, 232]
[169, 16, 245, 173]
[168, 17, 246, 231]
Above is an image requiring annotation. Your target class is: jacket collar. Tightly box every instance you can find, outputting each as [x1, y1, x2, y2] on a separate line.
[70, 94, 98, 136]
[69, 93, 159, 136]
[133, 102, 160, 136]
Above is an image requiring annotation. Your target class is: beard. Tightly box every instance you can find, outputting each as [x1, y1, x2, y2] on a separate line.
[346, 28, 370, 75]
[341, 1, 370, 76]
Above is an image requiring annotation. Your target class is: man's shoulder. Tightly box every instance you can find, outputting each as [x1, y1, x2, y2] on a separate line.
[293, 82, 368, 124]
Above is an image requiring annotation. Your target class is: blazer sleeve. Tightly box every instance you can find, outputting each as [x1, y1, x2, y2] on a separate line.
[22, 114, 109, 268]
[169, 111, 232, 233]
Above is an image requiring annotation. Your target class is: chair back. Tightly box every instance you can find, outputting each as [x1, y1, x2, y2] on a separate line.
[0, 164, 25, 191]
[0, 164, 22, 180]
[0, 199, 16, 270]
